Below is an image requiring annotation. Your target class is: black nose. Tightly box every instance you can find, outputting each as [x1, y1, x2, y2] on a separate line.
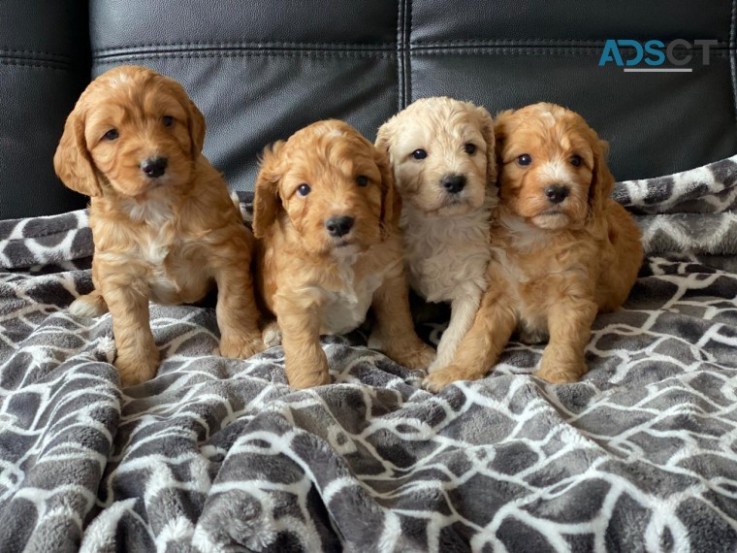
[325, 216, 355, 238]
[544, 185, 569, 204]
[442, 174, 466, 194]
[141, 157, 168, 179]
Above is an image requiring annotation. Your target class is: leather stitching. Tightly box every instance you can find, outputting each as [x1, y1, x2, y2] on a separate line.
[730, 0, 737, 129]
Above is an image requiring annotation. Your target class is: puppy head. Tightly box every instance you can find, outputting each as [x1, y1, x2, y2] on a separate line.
[53, 64, 206, 199]
[252, 119, 396, 256]
[376, 96, 496, 217]
[494, 102, 614, 230]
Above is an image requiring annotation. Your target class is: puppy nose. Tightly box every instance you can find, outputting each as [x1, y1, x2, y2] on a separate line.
[442, 174, 466, 194]
[544, 185, 569, 204]
[140, 157, 168, 179]
[325, 216, 355, 238]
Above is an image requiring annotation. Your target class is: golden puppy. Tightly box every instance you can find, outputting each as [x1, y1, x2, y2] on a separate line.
[376, 97, 497, 374]
[252, 119, 435, 388]
[54, 65, 263, 386]
[424, 102, 643, 390]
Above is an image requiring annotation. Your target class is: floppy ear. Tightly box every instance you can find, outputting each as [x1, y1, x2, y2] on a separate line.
[252, 141, 285, 239]
[374, 118, 395, 164]
[492, 109, 514, 165]
[53, 104, 102, 197]
[374, 145, 401, 238]
[187, 99, 206, 158]
[475, 105, 497, 187]
[589, 138, 615, 218]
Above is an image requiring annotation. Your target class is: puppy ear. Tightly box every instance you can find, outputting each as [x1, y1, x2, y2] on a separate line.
[374, 118, 394, 163]
[53, 104, 102, 197]
[590, 138, 615, 217]
[476, 105, 497, 186]
[374, 145, 401, 239]
[493, 109, 514, 156]
[187, 99, 206, 158]
[252, 141, 285, 239]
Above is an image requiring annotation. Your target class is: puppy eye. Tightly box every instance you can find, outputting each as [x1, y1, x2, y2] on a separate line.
[102, 129, 119, 141]
[356, 175, 369, 187]
[570, 154, 583, 167]
[517, 154, 532, 166]
[297, 183, 311, 197]
[411, 149, 427, 160]
[162, 115, 174, 127]
[464, 143, 477, 155]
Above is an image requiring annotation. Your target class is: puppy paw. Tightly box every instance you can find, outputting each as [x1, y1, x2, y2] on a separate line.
[390, 342, 436, 371]
[535, 353, 586, 384]
[261, 321, 283, 348]
[115, 346, 160, 387]
[219, 332, 265, 359]
[69, 291, 108, 318]
[422, 364, 478, 392]
[285, 357, 331, 389]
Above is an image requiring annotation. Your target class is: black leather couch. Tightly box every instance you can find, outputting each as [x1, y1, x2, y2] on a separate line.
[2, 1, 735, 220]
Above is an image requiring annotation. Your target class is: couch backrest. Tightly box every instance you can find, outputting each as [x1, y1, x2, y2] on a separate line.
[2, 0, 736, 218]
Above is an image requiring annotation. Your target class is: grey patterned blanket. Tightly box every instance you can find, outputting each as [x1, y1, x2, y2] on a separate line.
[1, 156, 737, 552]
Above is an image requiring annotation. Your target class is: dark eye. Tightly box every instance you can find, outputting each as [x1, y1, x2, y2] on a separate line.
[570, 154, 583, 167]
[411, 149, 427, 160]
[464, 143, 477, 155]
[102, 129, 119, 141]
[162, 115, 174, 127]
[517, 154, 532, 166]
[356, 175, 369, 187]
[297, 183, 311, 197]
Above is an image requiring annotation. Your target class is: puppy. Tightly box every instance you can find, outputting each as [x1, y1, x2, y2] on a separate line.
[424, 102, 643, 391]
[376, 97, 497, 374]
[252, 119, 435, 388]
[54, 65, 263, 386]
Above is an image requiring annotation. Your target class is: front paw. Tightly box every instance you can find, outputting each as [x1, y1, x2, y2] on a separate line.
[219, 331, 265, 359]
[534, 351, 586, 384]
[389, 341, 436, 370]
[115, 345, 160, 387]
[422, 364, 478, 392]
[285, 356, 331, 389]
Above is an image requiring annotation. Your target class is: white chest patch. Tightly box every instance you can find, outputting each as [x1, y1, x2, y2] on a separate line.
[401, 199, 493, 302]
[500, 213, 553, 253]
[318, 254, 384, 335]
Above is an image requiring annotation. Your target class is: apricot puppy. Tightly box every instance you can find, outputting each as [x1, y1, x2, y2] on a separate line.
[54, 65, 263, 386]
[376, 97, 497, 373]
[425, 102, 643, 391]
[253, 119, 435, 388]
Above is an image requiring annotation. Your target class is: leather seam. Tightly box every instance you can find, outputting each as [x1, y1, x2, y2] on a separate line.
[400, 0, 413, 109]
[411, 47, 734, 57]
[94, 51, 396, 62]
[413, 38, 732, 47]
[92, 42, 396, 55]
[730, 0, 737, 130]
[0, 59, 74, 70]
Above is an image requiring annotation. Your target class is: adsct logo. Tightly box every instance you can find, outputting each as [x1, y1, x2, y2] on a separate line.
[599, 39, 718, 72]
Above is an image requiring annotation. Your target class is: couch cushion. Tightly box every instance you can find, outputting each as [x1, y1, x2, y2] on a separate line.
[0, 0, 91, 219]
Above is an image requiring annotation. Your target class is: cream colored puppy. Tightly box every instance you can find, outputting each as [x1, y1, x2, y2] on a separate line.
[376, 97, 497, 373]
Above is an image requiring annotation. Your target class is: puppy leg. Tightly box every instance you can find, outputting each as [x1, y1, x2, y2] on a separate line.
[370, 273, 435, 370]
[423, 287, 516, 392]
[100, 276, 159, 386]
[428, 286, 482, 372]
[535, 299, 597, 384]
[277, 299, 330, 388]
[213, 260, 264, 360]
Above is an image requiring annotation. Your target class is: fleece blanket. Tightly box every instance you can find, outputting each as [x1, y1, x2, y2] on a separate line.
[1, 156, 737, 552]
